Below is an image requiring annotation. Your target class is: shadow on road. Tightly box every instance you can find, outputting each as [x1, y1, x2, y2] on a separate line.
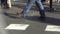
[3, 12, 60, 25]
[3, 12, 20, 19]
[25, 16, 60, 25]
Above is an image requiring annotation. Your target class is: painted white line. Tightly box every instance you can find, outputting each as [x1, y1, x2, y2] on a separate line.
[5, 24, 29, 30]
[45, 25, 60, 32]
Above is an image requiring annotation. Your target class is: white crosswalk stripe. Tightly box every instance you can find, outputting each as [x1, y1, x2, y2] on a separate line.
[5, 24, 30, 30]
[45, 25, 60, 32]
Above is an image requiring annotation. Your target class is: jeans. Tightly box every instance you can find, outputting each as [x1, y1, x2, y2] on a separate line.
[21, 0, 45, 17]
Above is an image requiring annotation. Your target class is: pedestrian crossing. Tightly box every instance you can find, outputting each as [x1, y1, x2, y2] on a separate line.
[45, 25, 60, 32]
[0, 1, 60, 34]
[0, 10, 60, 34]
[5, 24, 29, 30]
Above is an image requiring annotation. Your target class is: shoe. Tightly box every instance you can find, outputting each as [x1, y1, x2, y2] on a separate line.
[16, 12, 25, 18]
[38, 16, 45, 19]
[38, 17, 46, 22]
[38, 16, 46, 21]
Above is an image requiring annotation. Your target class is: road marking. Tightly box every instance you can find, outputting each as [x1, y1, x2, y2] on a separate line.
[5, 24, 29, 30]
[45, 25, 60, 32]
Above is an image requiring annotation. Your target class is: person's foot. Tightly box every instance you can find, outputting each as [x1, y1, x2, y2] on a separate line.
[38, 16, 46, 21]
[16, 12, 25, 18]
[38, 16, 46, 19]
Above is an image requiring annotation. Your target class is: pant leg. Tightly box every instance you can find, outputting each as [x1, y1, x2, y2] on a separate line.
[7, 0, 12, 8]
[36, 0, 45, 17]
[1, 0, 4, 4]
[21, 0, 36, 17]
[1, 0, 4, 6]
[4, 0, 8, 7]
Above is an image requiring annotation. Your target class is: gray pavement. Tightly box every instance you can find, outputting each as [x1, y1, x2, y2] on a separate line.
[0, 1, 60, 34]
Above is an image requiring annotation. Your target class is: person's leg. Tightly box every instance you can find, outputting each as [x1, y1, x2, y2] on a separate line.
[1, 0, 3, 4]
[4, 0, 9, 8]
[1, 0, 4, 7]
[7, 0, 12, 8]
[21, 0, 35, 17]
[36, 0, 45, 18]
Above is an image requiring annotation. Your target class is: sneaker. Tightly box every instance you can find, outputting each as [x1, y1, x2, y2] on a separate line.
[38, 16, 45, 19]
[16, 12, 25, 18]
[37, 16, 46, 21]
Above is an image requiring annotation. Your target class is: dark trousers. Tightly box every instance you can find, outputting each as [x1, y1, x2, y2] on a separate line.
[1, 0, 4, 5]
[1, 0, 8, 8]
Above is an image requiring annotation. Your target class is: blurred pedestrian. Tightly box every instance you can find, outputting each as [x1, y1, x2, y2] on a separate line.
[17, 0, 46, 19]
[1, 0, 9, 8]
[1, 0, 5, 7]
